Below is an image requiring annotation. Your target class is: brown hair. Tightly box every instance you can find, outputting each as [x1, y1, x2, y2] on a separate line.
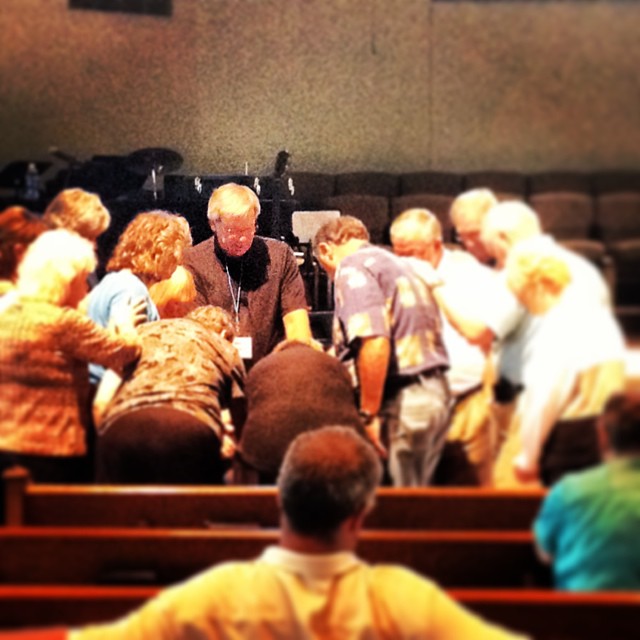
[312, 215, 369, 255]
[0, 206, 50, 280]
[44, 188, 111, 241]
[107, 211, 192, 283]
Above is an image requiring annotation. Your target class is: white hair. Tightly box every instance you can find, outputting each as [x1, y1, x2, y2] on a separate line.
[16, 229, 96, 305]
[449, 189, 498, 228]
[481, 201, 541, 253]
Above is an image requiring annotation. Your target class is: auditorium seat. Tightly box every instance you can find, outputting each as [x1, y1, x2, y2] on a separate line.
[1, 468, 545, 530]
[334, 172, 399, 198]
[464, 171, 528, 201]
[288, 172, 336, 209]
[325, 194, 390, 244]
[592, 170, 640, 195]
[597, 192, 640, 305]
[398, 171, 464, 196]
[528, 171, 593, 196]
[528, 192, 597, 241]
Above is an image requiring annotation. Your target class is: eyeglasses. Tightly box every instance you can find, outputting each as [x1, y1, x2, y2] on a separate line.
[214, 221, 256, 240]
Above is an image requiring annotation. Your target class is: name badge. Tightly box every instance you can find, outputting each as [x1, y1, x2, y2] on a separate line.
[233, 336, 253, 360]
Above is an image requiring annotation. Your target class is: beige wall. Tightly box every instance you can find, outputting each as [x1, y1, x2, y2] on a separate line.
[1, 0, 639, 174]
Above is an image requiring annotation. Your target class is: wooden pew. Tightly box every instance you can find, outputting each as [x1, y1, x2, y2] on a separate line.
[2, 467, 545, 531]
[0, 586, 638, 640]
[0, 526, 550, 588]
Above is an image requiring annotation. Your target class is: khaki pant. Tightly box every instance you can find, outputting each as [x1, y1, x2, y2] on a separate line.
[491, 401, 541, 489]
[439, 385, 494, 486]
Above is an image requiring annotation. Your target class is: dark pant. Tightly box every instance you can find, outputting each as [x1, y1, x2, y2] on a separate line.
[96, 406, 226, 485]
[540, 416, 601, 487]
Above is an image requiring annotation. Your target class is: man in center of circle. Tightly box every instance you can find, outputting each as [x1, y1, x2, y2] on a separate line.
[184, 182, 313, 367]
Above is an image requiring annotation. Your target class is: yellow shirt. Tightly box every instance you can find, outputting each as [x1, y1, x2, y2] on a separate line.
[71, 546, 527, 640]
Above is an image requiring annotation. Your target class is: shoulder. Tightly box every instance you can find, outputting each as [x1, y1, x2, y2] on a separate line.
[365, 564, 443, 607]
[558, 463, 609, 497]
[261, 236, 296, 259]
[542, 464, 607, 516]
[93, 271, 148, 297]
[184, 237, 215, 263]
[153, 560, 264, 615]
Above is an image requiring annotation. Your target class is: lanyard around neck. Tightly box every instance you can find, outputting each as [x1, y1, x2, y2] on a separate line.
[225, 259, 243, 325]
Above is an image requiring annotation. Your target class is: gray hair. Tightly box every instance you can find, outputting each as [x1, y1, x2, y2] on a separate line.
[16, 229, 96, 305]
[207, 183, 261, 224]
[481, 201, 542, 251]
[449, 188, 498, 228]
[390, 208, 442, 245]
[278, 426, 382, 541]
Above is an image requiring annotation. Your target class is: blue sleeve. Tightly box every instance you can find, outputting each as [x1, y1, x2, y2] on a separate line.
[109, 280, 159, 322]
[533, 483, 566, 558]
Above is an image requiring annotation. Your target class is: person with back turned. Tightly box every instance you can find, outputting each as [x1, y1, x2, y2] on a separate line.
[4, 427, 527, 639]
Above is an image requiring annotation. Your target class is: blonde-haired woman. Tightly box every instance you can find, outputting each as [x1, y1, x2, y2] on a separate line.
[0, 229, 141, 482]
[87, 210, 192, 384]
[148, 265, 197, 319]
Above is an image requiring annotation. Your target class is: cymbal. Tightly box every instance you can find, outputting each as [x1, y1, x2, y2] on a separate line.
[126, 147, 183, 175]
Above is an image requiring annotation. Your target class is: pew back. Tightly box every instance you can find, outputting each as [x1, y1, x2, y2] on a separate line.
[0, 527, 550, 588]
[3, 468, 545, 530]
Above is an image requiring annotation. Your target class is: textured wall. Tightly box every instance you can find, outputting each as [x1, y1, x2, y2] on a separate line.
[1, 0, 639, 174]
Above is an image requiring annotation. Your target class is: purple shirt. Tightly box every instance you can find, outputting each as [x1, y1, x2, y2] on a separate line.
[333, 244, 448, 381]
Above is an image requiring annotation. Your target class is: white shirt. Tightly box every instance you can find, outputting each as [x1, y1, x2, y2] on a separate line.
[514, 299, 626, 473]
[434, 250, 488, 396]
[483, 235, 612, 385]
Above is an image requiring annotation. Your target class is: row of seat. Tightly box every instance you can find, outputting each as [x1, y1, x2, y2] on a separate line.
[289, 169, 640, 206]
[318, 191, 640, 240]
[290, 187, 640, 306]
[2, 469, 638, 638]
[2, 467, 544, 531]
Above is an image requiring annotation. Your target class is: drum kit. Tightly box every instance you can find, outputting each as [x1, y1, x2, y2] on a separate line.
[125, 147, 183, 200]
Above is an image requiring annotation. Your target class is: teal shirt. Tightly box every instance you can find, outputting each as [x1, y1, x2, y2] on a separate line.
[534, 458, 640, 590]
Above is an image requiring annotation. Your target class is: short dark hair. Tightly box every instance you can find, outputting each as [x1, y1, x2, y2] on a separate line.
[312, 216, 369, 256]
[278, 426, 381, 541]
[601, 393, 640, 454]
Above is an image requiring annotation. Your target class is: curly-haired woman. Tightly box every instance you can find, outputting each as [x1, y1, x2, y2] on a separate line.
[87, 210, 192, 384]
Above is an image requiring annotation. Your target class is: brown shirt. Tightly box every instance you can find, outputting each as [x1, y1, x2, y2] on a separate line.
[239, 342, 364, 475]
[0, 299, 140, 456]
[184, 236, 308, 365]
[100, 318, 246, 440]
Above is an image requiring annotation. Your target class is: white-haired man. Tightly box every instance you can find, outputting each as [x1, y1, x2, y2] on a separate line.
[390, 208, 494, 485]
[505, 237, 625, 485]
[427, 199, 615, 485]
[449, 188, 498, 266]
[184, 182, 312, 367]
